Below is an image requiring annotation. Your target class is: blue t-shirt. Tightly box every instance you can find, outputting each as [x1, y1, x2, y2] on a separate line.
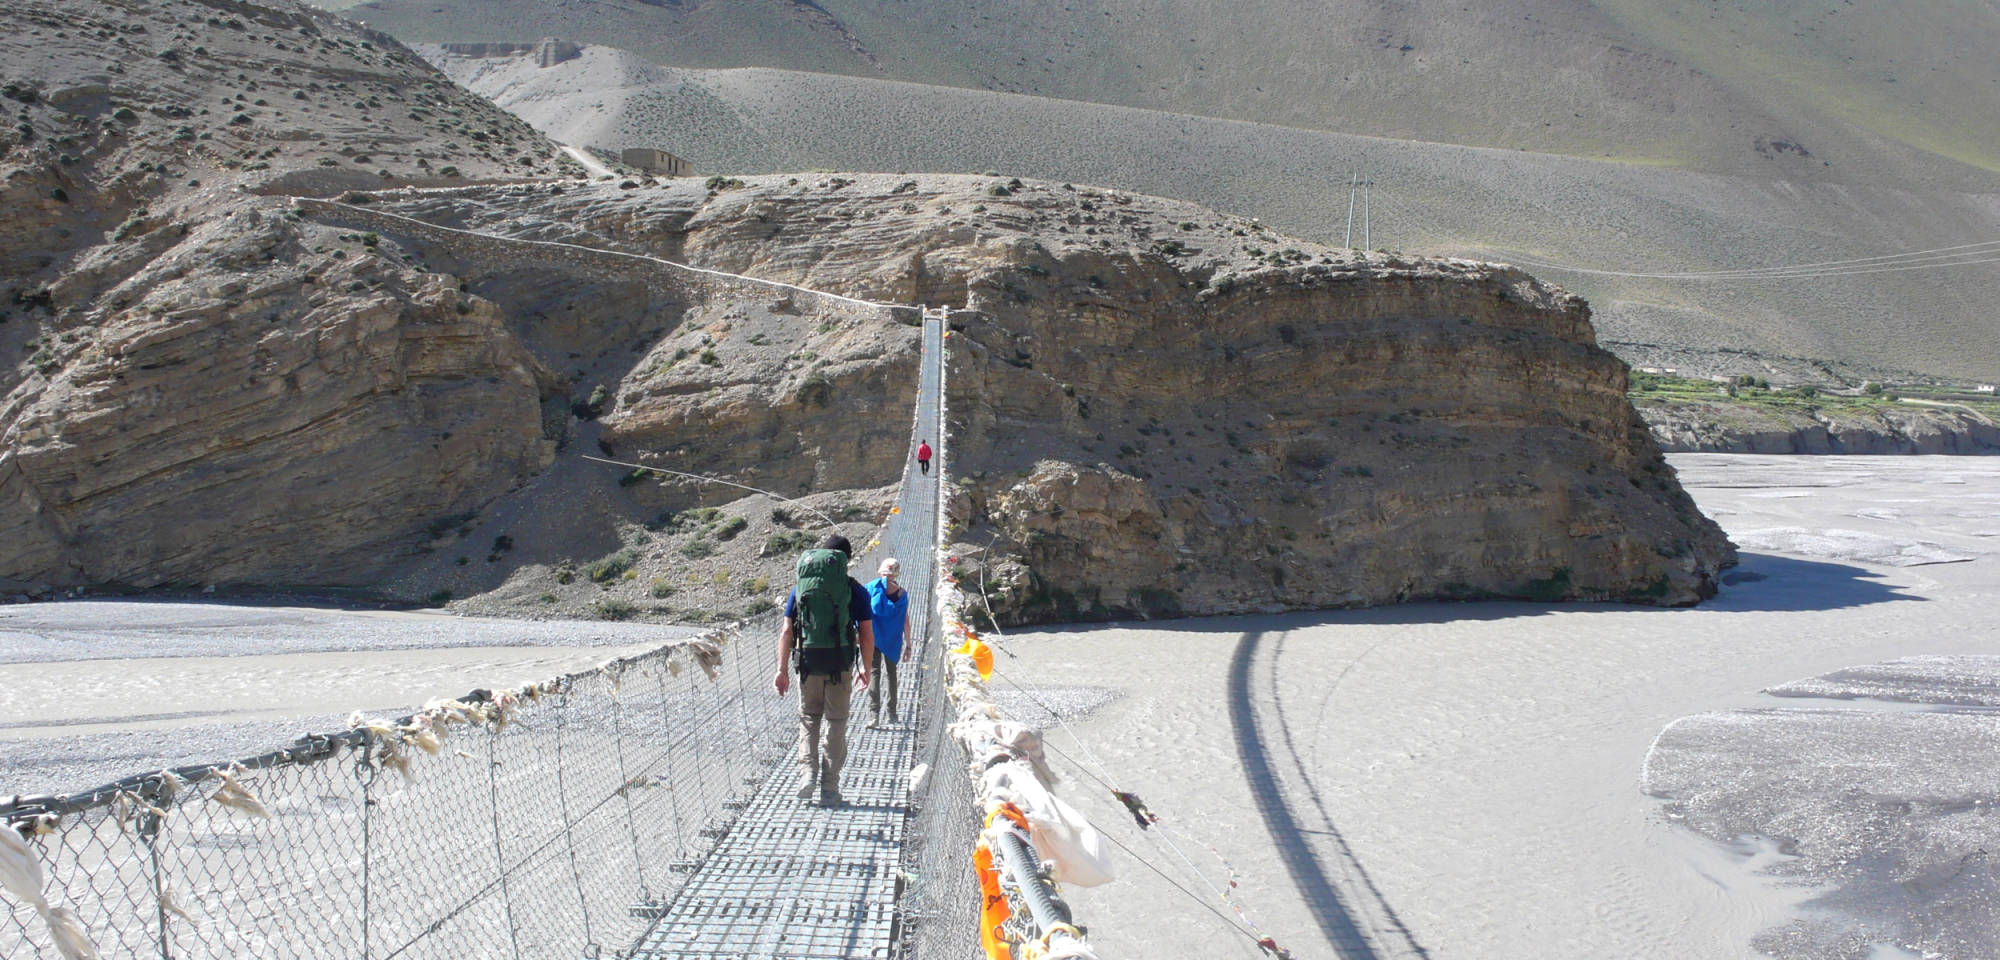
[865, 577, 909, 660]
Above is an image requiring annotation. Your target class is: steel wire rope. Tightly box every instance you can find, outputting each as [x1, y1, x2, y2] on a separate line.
[483, 730, 525, 960]
[963, 566, 1282, 954]
[655, 670, 690, 864]
[683, 667, 714, 847]
[980, 661, 1275, 952]
[382, 671, 734, 960]
[611, 689, 653, 905]
[356, 756, 377, 960]
[581, 455, 840, 528]
[1360, 185, 2000, 281]
[552, 695, 599, 954]
[939, 411, 1301, 956]
[1502, 249, 2000, 281]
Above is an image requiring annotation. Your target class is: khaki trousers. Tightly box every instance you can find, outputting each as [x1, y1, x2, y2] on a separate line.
[867, 651, 900, 719]
[797, 672, 853, 788]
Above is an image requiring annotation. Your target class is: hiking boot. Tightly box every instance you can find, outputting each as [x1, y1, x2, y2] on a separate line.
[819, 786, 842, 807]
[887, 706, 898, 724]
[867, 709, 881, 729]
[796, 776, 818, 800]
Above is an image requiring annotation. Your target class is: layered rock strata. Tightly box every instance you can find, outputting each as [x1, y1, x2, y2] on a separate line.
[352, 174, 1734, 619]
[0, 0, 1734, 617]
[1641, 401, 2000, 454]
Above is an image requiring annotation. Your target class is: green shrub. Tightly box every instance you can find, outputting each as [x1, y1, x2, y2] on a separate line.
[745, 598, 776, 616]
[594, 598, 640, 621]
[796, 371, 833, 407]
[426, 589, 452, 606]
[744, 575, 770, 595]
[761, 530, 815, 557]
[715, 516, 748, 541]
[679, 539, 714, 559]
[650, 579, 675, 599]
[587, 548, 639, 583]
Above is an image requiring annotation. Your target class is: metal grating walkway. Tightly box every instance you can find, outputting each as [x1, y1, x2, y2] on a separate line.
[632, 309, 945, 959]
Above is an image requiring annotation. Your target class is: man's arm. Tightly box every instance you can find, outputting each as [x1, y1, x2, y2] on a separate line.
[774, 617, 794, 695]
[855, 620, 876, 690]
[899, 607, 911, 662]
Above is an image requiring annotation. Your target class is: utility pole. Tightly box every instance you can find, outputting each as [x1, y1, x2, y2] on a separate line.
[1362, 176, 1373, 249]
[1344, 173, 1358, 248]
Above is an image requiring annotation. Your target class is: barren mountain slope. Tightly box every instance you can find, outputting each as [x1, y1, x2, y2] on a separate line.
[2, 0, 1731, 618]
[0, 0, 643, 593]
[350, 0, 2000, 184]
[433, 46, 2000, 383]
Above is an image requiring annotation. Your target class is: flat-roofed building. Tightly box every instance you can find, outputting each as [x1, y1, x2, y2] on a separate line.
[621, 148, 692, 177]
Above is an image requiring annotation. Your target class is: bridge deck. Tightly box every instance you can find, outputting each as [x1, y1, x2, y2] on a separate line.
[632, 311, 944, 959]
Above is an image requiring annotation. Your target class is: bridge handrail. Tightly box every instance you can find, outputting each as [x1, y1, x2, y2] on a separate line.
[929, 312, 1104, 959]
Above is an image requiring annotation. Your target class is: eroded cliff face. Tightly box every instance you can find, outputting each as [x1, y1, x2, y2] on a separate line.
[394, 172, 1732, 617]
[3, 85, 1732, 616]
[1641, 400, 2000, 454]
[940, 248, 1732, 619]
[2, 210, 557, 587]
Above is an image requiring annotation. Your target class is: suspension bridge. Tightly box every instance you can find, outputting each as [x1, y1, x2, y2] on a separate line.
[0, 304, 1091, 960]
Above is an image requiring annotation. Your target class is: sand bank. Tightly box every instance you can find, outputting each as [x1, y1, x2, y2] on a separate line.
[995, 454, 1999, 959]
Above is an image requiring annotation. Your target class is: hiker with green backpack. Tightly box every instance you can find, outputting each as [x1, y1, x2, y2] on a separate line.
[773, 534, 876, 807]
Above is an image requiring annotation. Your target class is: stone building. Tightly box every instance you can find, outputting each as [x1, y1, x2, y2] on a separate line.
[621, 148, 692, 177]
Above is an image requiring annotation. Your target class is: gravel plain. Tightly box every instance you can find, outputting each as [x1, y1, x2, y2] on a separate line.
[0, 604, 688, 796]
[996, 454, 2000, 960]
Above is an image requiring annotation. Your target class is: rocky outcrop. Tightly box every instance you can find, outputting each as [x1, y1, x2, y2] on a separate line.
[1641, 400, 2000, 454]
[937, 249, 1732, 620]
[1, 4, 1734, 624]
[395, 172, 1730, 616]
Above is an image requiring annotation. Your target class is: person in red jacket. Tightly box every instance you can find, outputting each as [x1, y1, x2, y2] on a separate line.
[916, 440, 933, 476]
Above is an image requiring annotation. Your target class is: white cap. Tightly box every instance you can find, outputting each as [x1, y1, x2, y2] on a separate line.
[879, 558, 901, 577]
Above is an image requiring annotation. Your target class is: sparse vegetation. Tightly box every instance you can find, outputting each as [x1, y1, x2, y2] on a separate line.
[587, 548, 639, 583]
[762, 530, 816, 557]
[593, 598, 640, 621]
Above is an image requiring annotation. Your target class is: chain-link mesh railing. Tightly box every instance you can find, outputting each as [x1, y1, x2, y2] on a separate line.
[892, 309, 984, 960]
[923, 308, 1105, 959]
[0, 610, 804, 960]
[3, 307, 1010, 960]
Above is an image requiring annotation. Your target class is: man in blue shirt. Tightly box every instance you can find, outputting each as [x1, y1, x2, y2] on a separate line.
[865, 558, 911, 727]
[773, 534, 873, 806]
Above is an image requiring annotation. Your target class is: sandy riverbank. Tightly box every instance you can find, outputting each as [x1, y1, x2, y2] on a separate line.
[0, 604, 684, 795]
[993, 454, 1999, 959]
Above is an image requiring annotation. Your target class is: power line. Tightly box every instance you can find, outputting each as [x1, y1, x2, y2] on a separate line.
[1498, 249, 2000, 281]
[1357, 183, 2000, 281]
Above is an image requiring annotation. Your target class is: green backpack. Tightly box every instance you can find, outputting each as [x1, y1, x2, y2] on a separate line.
[794, 548, 854, 671]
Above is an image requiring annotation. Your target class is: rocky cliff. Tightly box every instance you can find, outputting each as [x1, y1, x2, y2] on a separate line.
[339, 173, 1733, 618]
[1641, 400, 2000, 454]
[0, 0, 1733, 613]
